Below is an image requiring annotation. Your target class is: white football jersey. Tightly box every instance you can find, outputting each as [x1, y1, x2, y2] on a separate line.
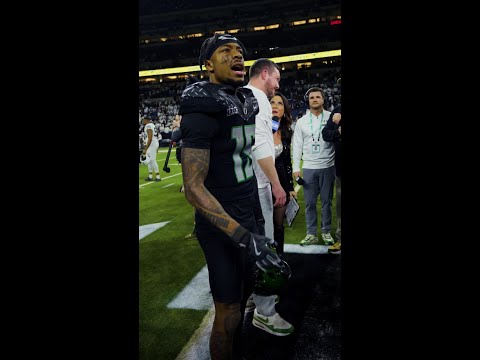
[144, 123, 159, 145]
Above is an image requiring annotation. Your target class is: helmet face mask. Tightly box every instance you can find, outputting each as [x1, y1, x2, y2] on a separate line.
[253, 260, 292, 296]
[140, 154, 151, 165]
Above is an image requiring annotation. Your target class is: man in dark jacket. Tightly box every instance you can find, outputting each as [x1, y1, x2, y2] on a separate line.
[322, 105, 341, 253]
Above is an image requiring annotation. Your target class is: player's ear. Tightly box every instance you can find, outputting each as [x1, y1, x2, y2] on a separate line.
[205, 59, 214, 73]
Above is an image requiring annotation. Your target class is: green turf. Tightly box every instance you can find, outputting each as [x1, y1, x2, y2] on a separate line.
[139, 151, 338, 359]
[140, 149, 208, 359]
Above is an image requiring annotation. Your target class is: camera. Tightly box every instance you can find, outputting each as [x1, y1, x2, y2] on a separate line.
[295, 176, 304, 185]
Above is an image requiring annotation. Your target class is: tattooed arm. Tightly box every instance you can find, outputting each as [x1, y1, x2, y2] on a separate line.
[181, 147, 251, 246]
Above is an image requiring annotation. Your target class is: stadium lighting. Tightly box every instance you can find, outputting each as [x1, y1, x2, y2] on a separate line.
[291, 20, 306, 26]
[139, 49, 341, 77]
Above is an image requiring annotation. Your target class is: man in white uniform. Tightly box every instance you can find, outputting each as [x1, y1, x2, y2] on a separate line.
[142, 116, 161, 182]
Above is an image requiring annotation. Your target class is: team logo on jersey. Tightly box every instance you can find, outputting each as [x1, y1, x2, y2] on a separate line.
[227, 105, 239, 116]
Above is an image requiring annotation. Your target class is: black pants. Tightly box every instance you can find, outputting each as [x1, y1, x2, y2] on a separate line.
[195, 196, 257, 303]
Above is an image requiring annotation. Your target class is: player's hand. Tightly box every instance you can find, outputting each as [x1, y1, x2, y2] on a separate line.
[332, 113, 341, 124]
[289, 191, 297, 200]
[249, 233, 282, 272]
[172, 115, 182, 130]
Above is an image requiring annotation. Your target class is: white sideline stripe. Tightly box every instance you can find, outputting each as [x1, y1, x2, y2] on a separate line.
[139, 172, 182, 188]
[139, 221, 170, 240]
[284, 244, 330, 254]
[167, 265, 213, 310]
[175, 307, 214, 360]
[161, 183, 175, 188]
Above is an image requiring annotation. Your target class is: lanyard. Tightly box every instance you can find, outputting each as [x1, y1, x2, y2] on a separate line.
[309, 111, 324, 142]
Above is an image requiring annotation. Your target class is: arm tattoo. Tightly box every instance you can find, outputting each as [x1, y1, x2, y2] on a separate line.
[181, 147, 241, 238]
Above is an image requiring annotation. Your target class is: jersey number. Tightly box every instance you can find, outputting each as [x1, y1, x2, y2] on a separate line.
[231, 125, 255, 183]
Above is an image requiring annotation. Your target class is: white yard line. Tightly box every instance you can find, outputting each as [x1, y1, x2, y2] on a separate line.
[175, 307, 215, 360]
[139, 221, 171, 240]
[167, 265, 213, 310]
[139, 172, 182, 188]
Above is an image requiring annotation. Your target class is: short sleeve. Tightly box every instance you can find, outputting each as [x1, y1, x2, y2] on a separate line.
[180, 112, 219, 149]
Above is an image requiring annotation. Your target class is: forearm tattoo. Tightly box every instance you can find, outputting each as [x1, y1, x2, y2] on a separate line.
[181, 147, 240, 237]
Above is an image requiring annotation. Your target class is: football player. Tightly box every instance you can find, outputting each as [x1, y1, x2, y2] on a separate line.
[179, 34, 283, 359]
[141, 116, 161, 182]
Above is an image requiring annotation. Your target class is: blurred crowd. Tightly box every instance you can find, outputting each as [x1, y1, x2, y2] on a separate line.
[139, 68, 341, 141]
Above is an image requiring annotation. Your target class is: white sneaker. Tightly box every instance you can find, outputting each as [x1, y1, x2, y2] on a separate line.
[322, 232, 335, 245]
[300, 234, 318, 246]
[252, 308, 294, 336]
[245, 295, 256, 313]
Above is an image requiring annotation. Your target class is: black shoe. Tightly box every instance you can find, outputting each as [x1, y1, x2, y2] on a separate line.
[145, 177, 153, 181]
[154, 178, 161, 182]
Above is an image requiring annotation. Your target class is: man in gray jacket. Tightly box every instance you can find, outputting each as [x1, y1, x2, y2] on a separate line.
[292, 87, 335, 245]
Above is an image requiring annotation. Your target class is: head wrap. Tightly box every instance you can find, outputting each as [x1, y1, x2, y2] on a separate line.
[199, 34, 247, 70]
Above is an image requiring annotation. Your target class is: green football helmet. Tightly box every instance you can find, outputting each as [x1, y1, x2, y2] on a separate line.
[253, 260, 292, 296]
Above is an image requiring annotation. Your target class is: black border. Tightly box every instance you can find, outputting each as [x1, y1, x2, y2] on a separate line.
[340, 1, 467, 357]
[24, 3, 140, 358]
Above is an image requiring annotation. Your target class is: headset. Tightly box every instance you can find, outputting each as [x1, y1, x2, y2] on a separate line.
[303, 87, 325, 103]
